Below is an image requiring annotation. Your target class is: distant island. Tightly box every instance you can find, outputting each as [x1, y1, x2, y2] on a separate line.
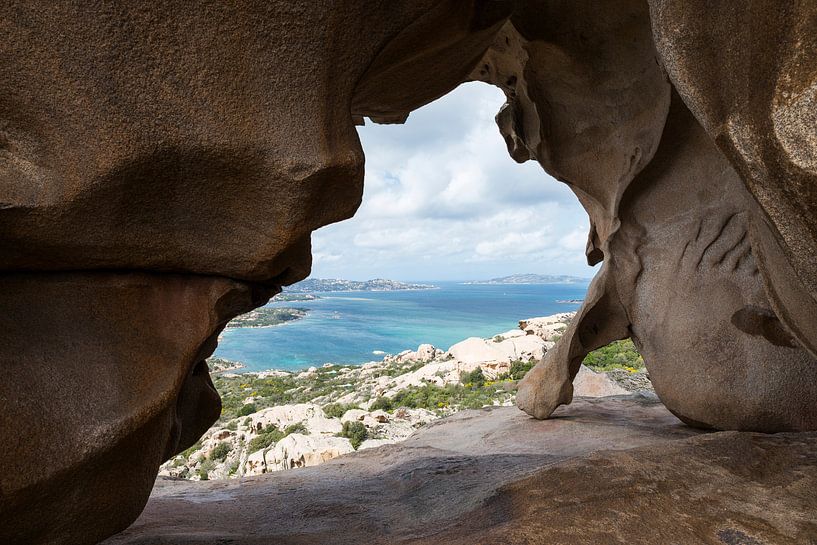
[285, 278, 436, 292]
[274, 293, 320, 302]
[464, 274, 590, 285]
[226, 307, 308, 328]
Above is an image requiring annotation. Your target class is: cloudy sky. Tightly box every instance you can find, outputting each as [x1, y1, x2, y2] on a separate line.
[311, 82, 594, 282]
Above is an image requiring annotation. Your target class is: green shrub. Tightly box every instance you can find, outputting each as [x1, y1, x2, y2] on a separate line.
[224, 420, 238, 431]
[246, 422, 307, 454]
[506, 360, 535, 381]
[583, 339, 644, 372]
[210, 442, 232, 462]
[323, 403, 359, 419]
[198, 458, 215, 480]
[369, 396, 393, 412]
[284, 422, 308, 435]
[237, 403, 257, 417]
[339, 421, 368, 450]
[461, 367, 486, 388]
[247, 424, 285, 454]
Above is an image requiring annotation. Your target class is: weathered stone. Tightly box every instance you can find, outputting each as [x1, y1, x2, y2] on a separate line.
[2, 1, 816, 542]
[471, 1, 817, 432]
[103, 398, 817, 545]
[0, 273, 267, 545]
[0, 3, 513, 541]
[648, 0, 817, 359]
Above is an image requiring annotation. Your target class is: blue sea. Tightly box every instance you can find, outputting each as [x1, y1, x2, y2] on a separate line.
[214, 281, 588, 372]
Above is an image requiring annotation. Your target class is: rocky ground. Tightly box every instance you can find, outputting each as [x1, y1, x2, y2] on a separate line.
[108, 397, 817, 545]
[161, 313, 651, 481]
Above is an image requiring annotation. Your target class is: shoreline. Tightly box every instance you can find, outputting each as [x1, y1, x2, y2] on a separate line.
[172, 311, 648, 482]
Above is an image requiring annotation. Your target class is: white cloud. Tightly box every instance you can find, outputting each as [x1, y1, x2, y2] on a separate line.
[311, 82, 595, 281]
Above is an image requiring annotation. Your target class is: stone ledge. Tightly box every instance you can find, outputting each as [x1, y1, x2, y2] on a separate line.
[105, 397, 817, 545]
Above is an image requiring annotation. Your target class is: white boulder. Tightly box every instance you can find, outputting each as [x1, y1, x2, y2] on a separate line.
[266, 434, 355, 471]
[573, 365, 630, 397]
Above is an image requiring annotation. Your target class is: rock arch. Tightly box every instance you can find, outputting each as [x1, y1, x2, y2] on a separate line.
[1, 1, 815, 543]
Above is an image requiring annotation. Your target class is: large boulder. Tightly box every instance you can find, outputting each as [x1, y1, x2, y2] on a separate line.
[471, 1, 817, 432]
[573, 365, 630, 398]
[265, 434, 355, 472]
[248, 404, 342, 436]
[0, 2, 513, 541]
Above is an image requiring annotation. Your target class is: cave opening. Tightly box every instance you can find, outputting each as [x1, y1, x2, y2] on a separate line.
[166, 82, 626, 483]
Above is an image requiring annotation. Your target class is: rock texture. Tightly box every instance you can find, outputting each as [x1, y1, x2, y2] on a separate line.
[104, 398, 817, 545]
[2, 1, 816, 542]
[468, 1, 817, 432]
[0, 2, 512, 542]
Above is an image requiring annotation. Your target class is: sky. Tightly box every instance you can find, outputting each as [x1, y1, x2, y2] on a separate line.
[310, 82, 594, 282]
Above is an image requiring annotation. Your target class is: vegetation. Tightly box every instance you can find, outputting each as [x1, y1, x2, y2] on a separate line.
[339, 421, 368, 450]
[247, 425, 285, 454]
[582, 339, 644, 372]
[237, 403, 257, 417]
[247, 422, 309, 454]
[210, 442, 232, 462]
[214, 364, 363, 422]
[503, 360, 535, 381]
[461, 367, 486, 388]
[198, 458, 215, 480]
[323, 402, 359, 419]
[274, 293, 319, 302]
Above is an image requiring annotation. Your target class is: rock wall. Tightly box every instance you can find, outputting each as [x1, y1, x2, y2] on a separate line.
[1, 1, 815, 543]
[468, 1, 817, 432]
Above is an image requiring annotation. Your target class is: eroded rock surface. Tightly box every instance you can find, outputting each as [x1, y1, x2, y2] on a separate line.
[470, 1, 817, 432]
[0, 2, 513, 541]
[2, 0, 816, 542]
[104, 398, 817, 545]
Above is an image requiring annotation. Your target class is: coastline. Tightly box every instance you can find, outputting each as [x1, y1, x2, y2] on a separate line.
[175, 311, 648, 482]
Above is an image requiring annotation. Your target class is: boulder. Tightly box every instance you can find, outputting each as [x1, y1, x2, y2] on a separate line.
[573, 365, 630, 397]
[265, 434, 355, 472]
[447, 337, 508, 364]
[249, 404, 342, 436]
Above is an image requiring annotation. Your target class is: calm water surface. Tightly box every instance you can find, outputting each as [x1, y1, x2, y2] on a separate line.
[214, 281, 588, 372]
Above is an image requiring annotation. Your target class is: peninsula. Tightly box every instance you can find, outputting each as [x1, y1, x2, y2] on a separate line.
[464, 273, 590, 285]
[285, 278, 436, 292]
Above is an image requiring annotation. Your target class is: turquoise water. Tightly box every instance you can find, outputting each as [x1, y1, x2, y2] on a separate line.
[214, 281, 588, 372]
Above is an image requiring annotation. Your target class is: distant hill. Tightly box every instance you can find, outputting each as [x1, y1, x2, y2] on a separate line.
[464, 274, 590, 285]
[285, 278, 436, 293]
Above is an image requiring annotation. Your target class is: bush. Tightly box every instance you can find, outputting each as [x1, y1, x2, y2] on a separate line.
[198, 458, 215, 480]
[322, 403, 359, 419]
[369, 396, 393, 412]
[247, 422, 307, 454]
[237, 403, 257, 417]
[461, 367, 486, 388]
[247, 424, 285, 454]
[339, 421, 368, 450]
[506, 360, 535, 381]
[583, 339, 644, 372]
[284, 422, 308, 435]
[210, 442, 232, 462]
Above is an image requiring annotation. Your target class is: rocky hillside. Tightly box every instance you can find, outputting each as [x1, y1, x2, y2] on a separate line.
[161, 313, 649, 481]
